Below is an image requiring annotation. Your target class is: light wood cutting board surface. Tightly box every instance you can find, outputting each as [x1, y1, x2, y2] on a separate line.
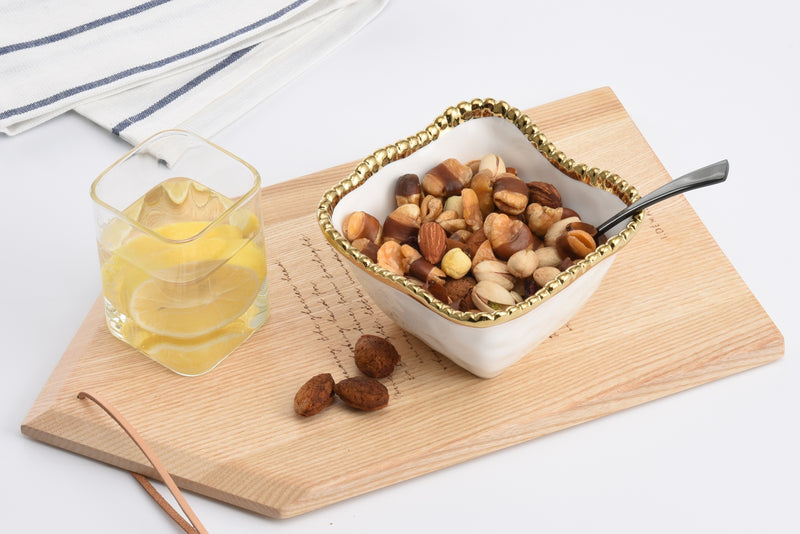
[21, 87, 784, 518]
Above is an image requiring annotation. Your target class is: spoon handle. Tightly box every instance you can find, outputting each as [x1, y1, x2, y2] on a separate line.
[595, 160, 729, 236]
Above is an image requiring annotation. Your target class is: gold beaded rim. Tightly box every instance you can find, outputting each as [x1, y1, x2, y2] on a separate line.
[317, 98, 644, 326]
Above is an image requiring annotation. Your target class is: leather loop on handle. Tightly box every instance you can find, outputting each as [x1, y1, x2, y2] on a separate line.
[78, 390, 209, 534]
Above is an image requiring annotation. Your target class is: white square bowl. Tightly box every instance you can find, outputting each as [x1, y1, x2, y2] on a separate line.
[318, 99, 643, 378]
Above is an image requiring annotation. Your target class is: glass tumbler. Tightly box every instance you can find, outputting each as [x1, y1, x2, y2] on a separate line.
[90, 130, 270, 376]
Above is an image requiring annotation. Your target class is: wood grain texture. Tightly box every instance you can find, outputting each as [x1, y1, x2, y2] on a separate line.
[21, 87, 784, 518]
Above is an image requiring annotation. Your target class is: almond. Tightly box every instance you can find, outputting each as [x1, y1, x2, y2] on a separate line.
[418, 221, 447, 264]
[354, 335, 401, 378]
[294, 373, 335, 417]
[334, 376, 389, 411]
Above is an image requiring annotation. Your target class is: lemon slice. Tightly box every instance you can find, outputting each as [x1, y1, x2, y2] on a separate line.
[140, 324, 252, 376]
[129, 263, 262, 338]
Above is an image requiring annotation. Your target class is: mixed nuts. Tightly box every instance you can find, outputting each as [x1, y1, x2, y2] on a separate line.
[343, 154, 605, 313]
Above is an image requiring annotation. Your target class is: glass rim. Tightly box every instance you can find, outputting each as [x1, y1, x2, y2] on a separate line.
[90, 129, 262, 244]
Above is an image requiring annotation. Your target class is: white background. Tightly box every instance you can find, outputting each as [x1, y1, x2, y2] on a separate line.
[2, 1, 798, 532]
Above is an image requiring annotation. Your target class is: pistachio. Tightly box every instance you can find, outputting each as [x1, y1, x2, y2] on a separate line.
[377, 241, 405, 275]
[478, 153, 506, 177]
[395, 173, 421, 206]
[420, 195, 443, 223]
[506, 249, 538, 279]
[342, 211, 382, 244]
[492, 174, 529, 215]
[421, 158, 471, 197]
[383, 203, 421, 244]
[534, 246, 563, 267]
[532, 266, 562, 288]
[526, 181, 562, 208]
[544, 216, 580, 247]
[418, 221, 447, 264]
[488, 213, 538, 260]
[440, 247, 472, 279]
[472, 260, 515, 290]
[471, 280, 516, 312]
[525, 203, 563, 238]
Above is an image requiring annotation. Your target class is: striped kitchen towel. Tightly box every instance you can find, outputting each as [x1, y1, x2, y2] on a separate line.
[0, 0, 388, 145]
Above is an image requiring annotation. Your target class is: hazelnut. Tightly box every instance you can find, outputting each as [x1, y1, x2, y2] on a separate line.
[440, 248, 472, 279]
[342, 211, 381, 244]
[461, 188, 483, 232]
[506, 249, 538, 279]
[472, 260, 515, 290]
[526, 181, 562, 208]
[377, 241, 404, 275]
[421, 158, 471, 197]
[383, 203, 421, 243]
[488, 213, 538, 260]
[525, 203, 563, 238]
[418, 221, 447, 264]
[395, 173, 421, 206]
[420, 195, 443, 223]
[471, 280, 516, 312]
[492, 174, 529, 215]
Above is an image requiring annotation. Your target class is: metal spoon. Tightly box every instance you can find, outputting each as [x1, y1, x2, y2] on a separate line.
[595, 159, 729, 236]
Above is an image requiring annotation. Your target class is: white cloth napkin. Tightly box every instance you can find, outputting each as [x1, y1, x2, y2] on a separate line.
[0, 0, 388, 145]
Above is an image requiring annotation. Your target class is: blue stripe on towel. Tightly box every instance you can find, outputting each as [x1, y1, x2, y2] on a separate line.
[0, 0, 311, 121]
[0, 0, 174, 56]
[112, 44, 256, 135]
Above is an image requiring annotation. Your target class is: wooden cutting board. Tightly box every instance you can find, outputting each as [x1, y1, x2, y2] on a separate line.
[21, 87, 784, 518]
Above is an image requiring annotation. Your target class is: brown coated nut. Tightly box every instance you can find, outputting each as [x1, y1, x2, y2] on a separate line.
[383, 203, 421, 243]
[377, 241, 404, 275]
[461, 188, 483, 232]
[418, 221, 447, 264]
[395, 173, 422, 206]
[527, 181, 562, 208]
[421, 158, 471, 197]
[402, 244, 445, 285]
[354, 335, 401, 378]
[294, 373, 335, 417]
[525, 203, 563, 238]
[420, 195, 443, 223]
[492, 174, 529, 215]
[334, 376, 389, 411]
[342, 211, 382, 244]
[556, 229, 596, 260]
[488, 213, 538, 260]
[470, 169, 496, 216]
[351, 237, 379, 263]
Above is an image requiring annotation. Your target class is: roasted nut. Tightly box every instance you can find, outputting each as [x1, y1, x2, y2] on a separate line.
[444, 275, 478, 311]
[334, 376, 389, 411]
[437, 215, 467, 234]
[527, 181, 562, 208]
[533, 266, 562, 288]
[440, 247, 472, 279]
[377, 241, 404, 275]
[294, 373, 335, 417]
[449, 229, 473, 243]
[506, 249, 538, 279]
[544, 216, 580, 247]
[354, 335, 401, 378]
[469, 169, 495, 216]
[534, 246, 563, 267]
[402, 244, 446, 285]
[488, 213, 538, 260]
[478, 153, 506, 177]
[421, 158, 471, 197]
[395, 173, 421, 206]
[471, 239, 497, 268]
[483, 211, 500, 237]
[464, 227, 488, 258]
[420, 195, 443, 223]
[383, 203, 421, 243]
[351, 237, 379, 263]
[472, 260, 515, 290]
[342, 211, 382, 244]
[461, 188, 483, 232]
[556, 229, 596, 260]
[525, 203, 564, 237]
[418, 221, 447, 264]
[471, 280, 516, 312]
[492, 174, 529, 215]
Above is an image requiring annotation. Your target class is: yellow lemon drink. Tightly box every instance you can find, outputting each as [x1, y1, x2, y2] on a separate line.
[98, 177, 269, 375]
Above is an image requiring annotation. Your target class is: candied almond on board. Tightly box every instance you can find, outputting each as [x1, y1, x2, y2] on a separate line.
[334, 376, 389, 411]
[294, 373, 335, 417]
[354, 335, 401, 378]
